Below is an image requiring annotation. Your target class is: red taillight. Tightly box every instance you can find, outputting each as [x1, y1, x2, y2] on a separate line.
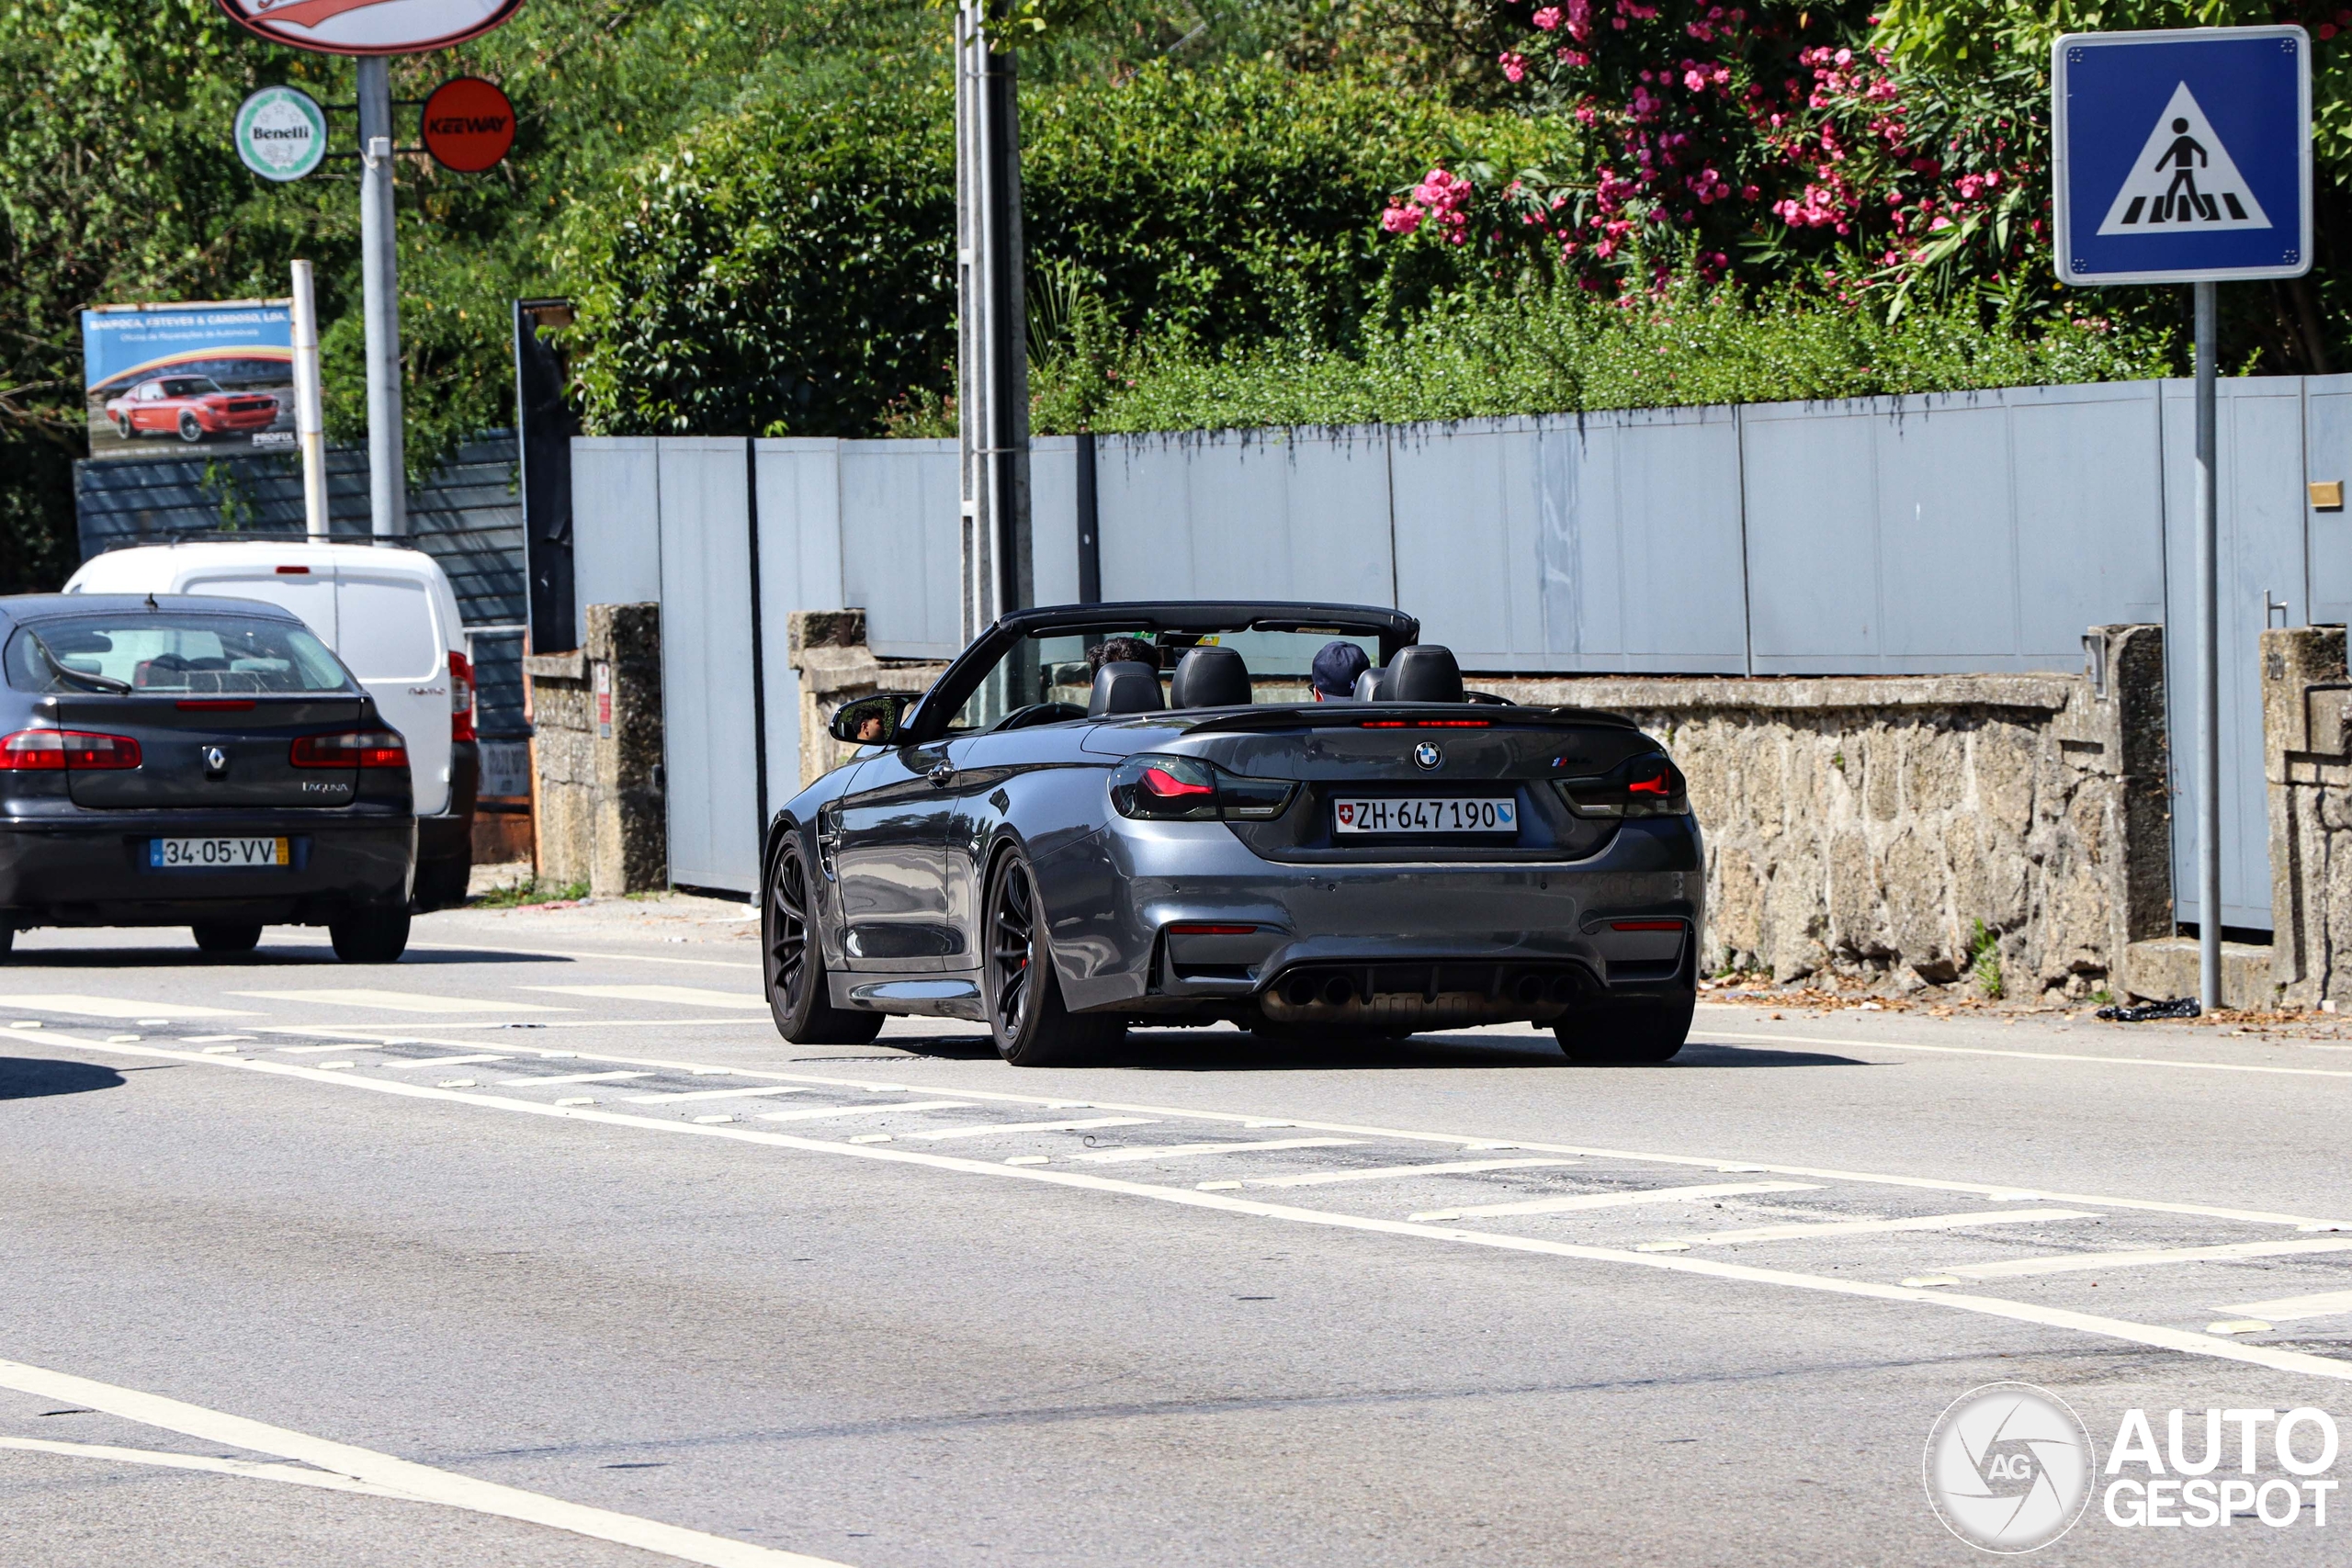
[1361, 718, 1491, 728]
[1627, 771, 1669, 795]
[291, 730, 408, 769]
[275, 565, 310, 575]
[449, 649, 476, 743]
[1611, 919, 1686, 932]
[0, 729, 142, 771]
[1141, 764, 1212, 798]
[176, 699, 255, 712]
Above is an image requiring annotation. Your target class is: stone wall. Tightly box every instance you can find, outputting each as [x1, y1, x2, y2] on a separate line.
[1483, 626, 2173, 999]
[526, 603, 666, 895]
[2267, 626, 2352, 1006]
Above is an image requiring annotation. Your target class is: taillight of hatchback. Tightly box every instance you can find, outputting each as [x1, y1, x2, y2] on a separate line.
[291, 730, 408, 769]
[449, 649, 476, 743]
[0, 729, 142, 770]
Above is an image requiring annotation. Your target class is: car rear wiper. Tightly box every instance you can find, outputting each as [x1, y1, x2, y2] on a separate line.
[28, 633, 130, 694]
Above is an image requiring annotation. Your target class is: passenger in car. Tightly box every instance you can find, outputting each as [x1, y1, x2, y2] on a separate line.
[1311, 640, 1370, 702]
[1086, 636, 1157, 675]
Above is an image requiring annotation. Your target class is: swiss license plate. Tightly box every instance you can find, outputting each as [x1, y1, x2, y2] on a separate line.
[150, 837, 289, 869]
[1332, 797, 1517, 835]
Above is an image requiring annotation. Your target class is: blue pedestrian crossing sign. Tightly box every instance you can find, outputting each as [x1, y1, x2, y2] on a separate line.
[2052, 27, 2311, 286]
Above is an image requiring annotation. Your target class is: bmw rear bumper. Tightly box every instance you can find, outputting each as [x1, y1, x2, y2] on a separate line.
[0, 812, 414, 928]
[1037, 814, 1703, 1020]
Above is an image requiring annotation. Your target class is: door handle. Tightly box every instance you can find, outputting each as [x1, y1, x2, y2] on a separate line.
[928, 761, 955, 786]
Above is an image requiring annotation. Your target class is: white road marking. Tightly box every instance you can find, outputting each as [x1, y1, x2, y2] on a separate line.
[1076, 1138, 1364, 1165]
[493, 1072, 652, 1087]
[382, 1055, 510, 1070]
[693, 1115, 737, 1124]
[1707, 1027, 2352, 1084]
[232, 989, 566, 1015]
[1410, 1181, 1823, 1222]
[1243, 1158, 1577, 1189]
[181, 1034, 254, 1044]
[44, 1032, 2352, 1385]
[1938, 1238, 2352, 1280]
[1662, 1210, 2102, 1246]
[2213, 1289, 2352, 1323]
[0, 994, 252, 1019]
[555, 1097, 598, 1107]
[438, 1080, 478, 1089]
[525, 985, 767, 1010]
[0, 1435, 416, 1499]
[753, 1101, 976, 1123]
[0, 1356, 851, 1567]
[277, 1043, 375, 1055]
[627, 1087, 819, 1104]
[902, 1117, 1158, 1140]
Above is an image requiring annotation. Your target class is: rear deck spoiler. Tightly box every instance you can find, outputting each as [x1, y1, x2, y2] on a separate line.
[1178, 704, 1640, 735]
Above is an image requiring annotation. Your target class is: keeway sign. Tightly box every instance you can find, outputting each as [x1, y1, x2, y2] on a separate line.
[422, 76, 515, 172]
[213, 0, 526, 56]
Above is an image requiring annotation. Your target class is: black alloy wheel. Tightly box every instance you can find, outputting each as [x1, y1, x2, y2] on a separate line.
[983, 848, 1119, 1067]
[1554, 992, 1694, 1064]
[192, 921, 263, 954]
[328, 905, 411, 964]
[763, 841, 881, 1044]
[177, 412, 203, 443]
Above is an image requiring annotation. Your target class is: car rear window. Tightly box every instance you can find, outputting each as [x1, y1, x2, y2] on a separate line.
[5, 615, 356, 694]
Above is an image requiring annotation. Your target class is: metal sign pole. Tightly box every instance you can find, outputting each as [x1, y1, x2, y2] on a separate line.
[289, 259, 329, 541]
[357, 56, 407, 540]
[955, 0, 1030, 651]
[2194, 280, 2222, 1008]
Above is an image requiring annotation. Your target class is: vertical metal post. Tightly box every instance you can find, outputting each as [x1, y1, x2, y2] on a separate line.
[288, 259, 328, 542]
[956, 0, 1030, 650]
[2194, 280, 2222, 1010]
[357, 57, 406, 540]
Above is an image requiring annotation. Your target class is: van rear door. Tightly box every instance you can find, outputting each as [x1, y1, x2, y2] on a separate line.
[334, 570, 450, 816]
[177, 561, 339, 645]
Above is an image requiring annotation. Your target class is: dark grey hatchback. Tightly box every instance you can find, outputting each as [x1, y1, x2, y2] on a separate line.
[0, 594, 416, 961]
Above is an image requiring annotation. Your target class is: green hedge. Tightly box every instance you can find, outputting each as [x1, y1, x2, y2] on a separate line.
[1034, 282, 2179, 434]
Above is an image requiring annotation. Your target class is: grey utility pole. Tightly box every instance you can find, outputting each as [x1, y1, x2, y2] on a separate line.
[357, 56, 407, 540]
[2193, 280, 2221, 1010]
[956, 0, 1032, 652]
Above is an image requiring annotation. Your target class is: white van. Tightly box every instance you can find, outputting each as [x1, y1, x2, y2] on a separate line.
[65, 541, 479, 908]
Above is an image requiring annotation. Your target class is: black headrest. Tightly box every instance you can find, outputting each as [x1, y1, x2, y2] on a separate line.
[1351, 666, 1385, 702]
[1385, 645, 1464, 703]
[1168, 646, 1251, 709]
[1088, 660, 1164, 717]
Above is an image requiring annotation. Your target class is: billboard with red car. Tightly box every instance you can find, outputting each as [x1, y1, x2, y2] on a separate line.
[81, 301, 296, 460]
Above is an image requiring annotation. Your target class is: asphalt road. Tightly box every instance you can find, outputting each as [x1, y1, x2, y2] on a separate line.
[6, 896, 2352, 1565]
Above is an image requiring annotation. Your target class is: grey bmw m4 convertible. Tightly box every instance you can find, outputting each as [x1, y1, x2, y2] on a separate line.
[760, 602, 1702, 1066]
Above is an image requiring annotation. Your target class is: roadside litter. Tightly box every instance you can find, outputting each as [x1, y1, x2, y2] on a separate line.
[2095, 998, 2201, 1023]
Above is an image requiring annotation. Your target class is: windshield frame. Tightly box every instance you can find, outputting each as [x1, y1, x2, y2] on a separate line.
[899, 600, 1418, 745]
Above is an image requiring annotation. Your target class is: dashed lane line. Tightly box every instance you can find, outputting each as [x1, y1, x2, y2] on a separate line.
[1655, 1209, 2104, 1246]
[231, 989, 567, 1015]
[1410, 1181, 1823, 1223]
[495, 1071, 652, 1087]
[149, 1030, 2352, 1233]
[1934, 1237, 2352, 1280]
[752, 1101, 977, 1123]
[627, 1086, 820, 1104]
[35, 1030, 2352, 1387]
[0, 994, 254, 1020]
[904, 1117, 1158, 1140]
[2213, 1288, 2352, 1323]
[1245, 1158, 1578, 1189]
[0, 1357, 853, 1568]
[1705, 1027, 2352, 1083]
[1073, 1138, 1364, 1164]
[525, 985, 768, 1010]
[381, 1055, 511, 1071]
[0, 1435, 418, 1500]
[405, 939, 759, 973]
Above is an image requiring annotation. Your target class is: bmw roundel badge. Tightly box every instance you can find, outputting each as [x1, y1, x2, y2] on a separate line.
[1413, 740, 1442, 771]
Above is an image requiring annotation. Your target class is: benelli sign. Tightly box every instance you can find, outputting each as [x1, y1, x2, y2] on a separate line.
[213, 0, 526, 56]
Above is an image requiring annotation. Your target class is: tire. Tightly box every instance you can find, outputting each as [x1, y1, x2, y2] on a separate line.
[329, 905, 411, 964]
[114, 415, 135, 440]
[763, 840, 884, 1044]
[192, 921, 263, 954]
[177, 412, 203, 443]
[983, 847, 1121, 1067]
[1554, 992, 1694, 1064]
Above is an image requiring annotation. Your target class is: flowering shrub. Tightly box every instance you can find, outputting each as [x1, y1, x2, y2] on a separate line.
[1379, 0, 2052, 311]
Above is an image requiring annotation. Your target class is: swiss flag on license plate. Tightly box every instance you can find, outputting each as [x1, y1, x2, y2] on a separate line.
[1337, 804, 1355, 825]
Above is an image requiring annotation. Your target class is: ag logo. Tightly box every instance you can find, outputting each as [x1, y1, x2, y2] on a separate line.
[1412, 741, 1442, 771]
[1924, 1382, 2094, 1552]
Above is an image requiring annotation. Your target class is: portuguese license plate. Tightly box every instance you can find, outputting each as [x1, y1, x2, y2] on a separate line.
[1332, 797, 1517, 835]
[150, 837, 289, 869]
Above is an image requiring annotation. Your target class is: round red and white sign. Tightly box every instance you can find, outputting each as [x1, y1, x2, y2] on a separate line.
[213, 0, 526, 57]
[421, 76, 515, 171]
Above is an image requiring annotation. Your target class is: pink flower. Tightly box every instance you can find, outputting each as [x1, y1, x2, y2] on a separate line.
[1499, 50, 1528, 83]
[1683, 67, 1707, 91]
[1557, 47, 1589, 64]
[1955, 174, 1984, 200]
[1532, 6, 1562, 28]
[1566, 0, 1594, 39]
[1380, 204, 1422, 236]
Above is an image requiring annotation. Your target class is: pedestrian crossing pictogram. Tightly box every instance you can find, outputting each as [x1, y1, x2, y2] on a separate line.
[2097, 82, 2271, 235]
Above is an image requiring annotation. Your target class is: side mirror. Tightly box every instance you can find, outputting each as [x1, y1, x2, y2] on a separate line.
[828, 693, 912, 745]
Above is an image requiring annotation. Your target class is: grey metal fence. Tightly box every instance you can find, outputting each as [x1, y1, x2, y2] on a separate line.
[572, 373, 2352, 909]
